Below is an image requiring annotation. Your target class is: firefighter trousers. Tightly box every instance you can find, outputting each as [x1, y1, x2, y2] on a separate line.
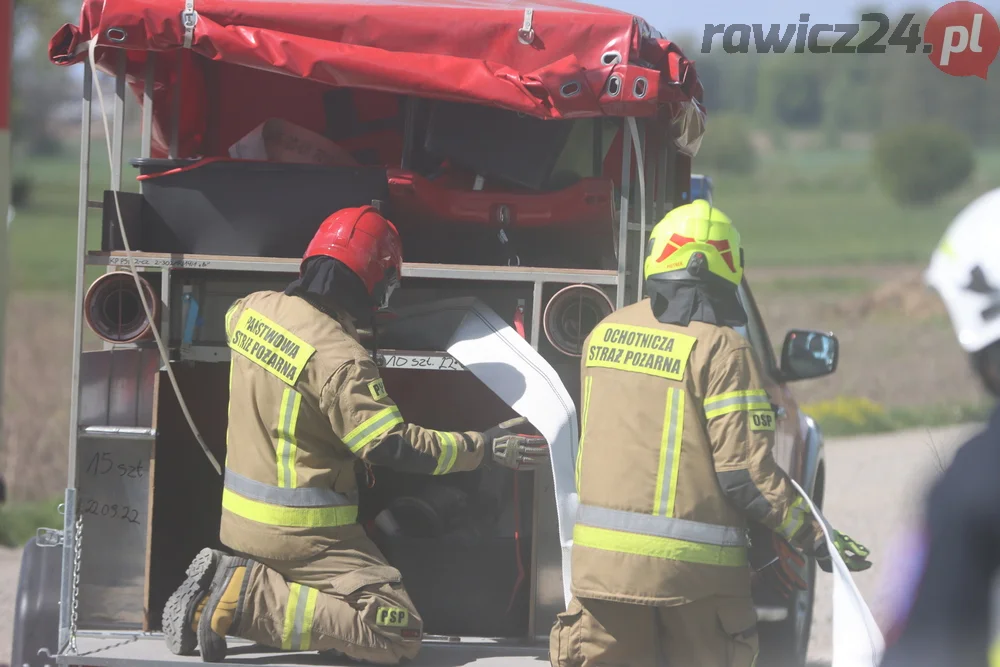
[229, 536, 423, 665]
[549, 595, 759, 667]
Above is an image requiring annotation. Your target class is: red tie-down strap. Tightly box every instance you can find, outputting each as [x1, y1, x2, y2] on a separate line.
[507, 471, 526, 614]
[513, 301, 526, 339]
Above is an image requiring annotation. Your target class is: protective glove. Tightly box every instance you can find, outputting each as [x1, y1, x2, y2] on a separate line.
[481, 417, 549, 471]
[814, 530, 872, 573]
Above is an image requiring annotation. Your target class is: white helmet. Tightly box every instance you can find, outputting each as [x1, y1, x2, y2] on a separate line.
[925, 188, 1000, 353]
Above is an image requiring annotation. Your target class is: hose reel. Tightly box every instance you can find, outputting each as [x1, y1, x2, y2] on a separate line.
[542, 284, 614, 357]
[83, 271, 161, 344]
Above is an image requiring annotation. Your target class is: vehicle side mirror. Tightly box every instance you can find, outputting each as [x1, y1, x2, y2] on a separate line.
[780, 330, 838, 381]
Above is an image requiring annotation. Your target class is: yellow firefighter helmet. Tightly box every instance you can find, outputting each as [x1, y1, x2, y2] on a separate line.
[643, 200, 744, 287]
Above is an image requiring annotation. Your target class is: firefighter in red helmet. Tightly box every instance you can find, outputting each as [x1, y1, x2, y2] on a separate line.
[162, 206, 548, 665]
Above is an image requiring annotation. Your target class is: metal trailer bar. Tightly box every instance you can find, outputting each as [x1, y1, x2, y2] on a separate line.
[656, 139, 667, 219]
[58, 634, 548, 667]
[633, 119, 647, 303]
[529, 281, 543, 349]
[169, 56, 183, 158]
[141, 55, 155, 161]
[86, 252, 620, 285]
[60, 58, 94, 651]
[111, 51, 127, 191]
[616, 118, 632, 308]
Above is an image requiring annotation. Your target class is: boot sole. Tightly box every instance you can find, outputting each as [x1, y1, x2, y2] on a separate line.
[163, 548, 220, 656]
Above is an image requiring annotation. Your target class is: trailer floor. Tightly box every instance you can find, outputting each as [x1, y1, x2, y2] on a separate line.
[57, 635, 549, 667]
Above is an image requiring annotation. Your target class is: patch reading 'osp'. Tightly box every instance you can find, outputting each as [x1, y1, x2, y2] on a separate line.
[368, 378, 388, 401]
[375, 607, 409, 627]
[749, 410, 776, 432]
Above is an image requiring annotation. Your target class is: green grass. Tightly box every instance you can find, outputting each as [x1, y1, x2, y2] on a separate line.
[803, 396, 993, 438]
[706, 148, 1000, 267]
[0, 497, 64, 547]
[9, 134, 139, 293]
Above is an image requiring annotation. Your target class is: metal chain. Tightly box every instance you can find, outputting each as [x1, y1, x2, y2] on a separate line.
[68, 513, 84, 655]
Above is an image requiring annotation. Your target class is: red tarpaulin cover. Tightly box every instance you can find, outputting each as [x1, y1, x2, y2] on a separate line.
[48, 0, 703, 158]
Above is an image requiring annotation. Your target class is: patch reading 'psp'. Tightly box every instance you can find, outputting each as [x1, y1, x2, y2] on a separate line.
[375, 606, 409, 627]
[368, 378, 388, 401]
[749, 410, 776, 432]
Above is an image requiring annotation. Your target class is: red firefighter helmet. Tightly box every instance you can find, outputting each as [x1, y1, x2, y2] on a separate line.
[303, 206, 403, 310]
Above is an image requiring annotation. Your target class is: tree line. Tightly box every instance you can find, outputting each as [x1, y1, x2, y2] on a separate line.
[672, 5, 1000, 146]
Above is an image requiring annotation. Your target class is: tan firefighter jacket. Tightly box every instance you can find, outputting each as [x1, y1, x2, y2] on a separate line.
[572, 298, 823, 606]
[219, 290, 487, 561]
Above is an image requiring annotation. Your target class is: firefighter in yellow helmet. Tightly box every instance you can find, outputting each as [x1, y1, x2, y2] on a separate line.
[549, 200, 871, 667]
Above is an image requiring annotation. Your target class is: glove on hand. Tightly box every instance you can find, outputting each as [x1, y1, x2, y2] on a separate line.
[815, 530, 872, 573]
[481, 417, 549, 471]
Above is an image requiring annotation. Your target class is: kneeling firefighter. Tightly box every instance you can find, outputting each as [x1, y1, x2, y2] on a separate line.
[162, 206, 549, 664]
[550, 200, 871, 667]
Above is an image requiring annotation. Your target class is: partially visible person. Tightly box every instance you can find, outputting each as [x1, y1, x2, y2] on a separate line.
[880, 188, 1000, 667]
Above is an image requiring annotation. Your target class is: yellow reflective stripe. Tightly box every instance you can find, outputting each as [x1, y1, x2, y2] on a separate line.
[573, 524, 747, 567]
[706, 401, 771, 419]
[224, 301, 240, 340]
[299, 587, 319, 651]
[989, 637, 1000, 667]
[275, 388, 302, 489]
[282, 582, 319, 650]
[653, 388, 678, 516]
[222, 489, 358, 528]
[778, 496, 809, 542]
[226, 360, 235, 456]
[433, 432, 459, 475]
[281, 583, 301, 650]
[665, 390, 685, 517]
[343, 407, 403, 453]
[705, 390, 768, 404]
[575, 377, 593, 489]
[704, 390, 771, 420]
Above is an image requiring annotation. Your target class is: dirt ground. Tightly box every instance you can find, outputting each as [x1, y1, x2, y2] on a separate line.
[749, 264, 981, 409]
[0, 265, 983, 502]
[1, 293, 75, 502]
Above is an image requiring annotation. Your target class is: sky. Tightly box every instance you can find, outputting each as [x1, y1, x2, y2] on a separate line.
[592, 0, 1000, 41]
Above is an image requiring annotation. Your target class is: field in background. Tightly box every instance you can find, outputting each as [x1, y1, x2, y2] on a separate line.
[0, 143, 993, 505]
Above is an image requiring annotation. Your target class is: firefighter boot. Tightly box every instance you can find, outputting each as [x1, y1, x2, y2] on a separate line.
[197, 554, 251, 662]
[163, 548, 223, 655]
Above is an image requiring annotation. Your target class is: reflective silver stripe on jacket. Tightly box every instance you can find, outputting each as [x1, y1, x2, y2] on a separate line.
[224, 468, 354, 508]
[576, 504, 748, 547]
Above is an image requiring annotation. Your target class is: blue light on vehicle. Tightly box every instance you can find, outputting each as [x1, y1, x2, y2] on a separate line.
[681, 174, 713, 205]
